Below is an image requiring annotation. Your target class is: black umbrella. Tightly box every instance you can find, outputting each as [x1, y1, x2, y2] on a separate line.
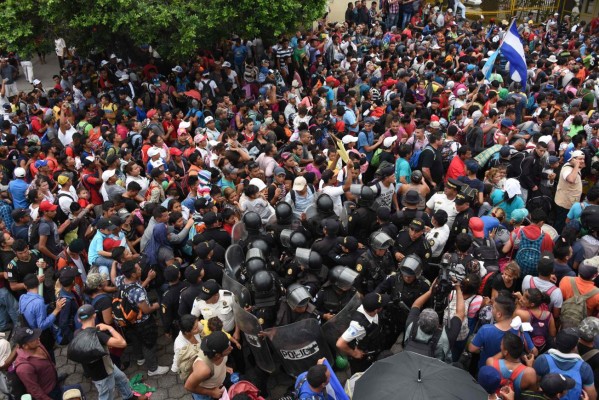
[353, 351, 487, 400]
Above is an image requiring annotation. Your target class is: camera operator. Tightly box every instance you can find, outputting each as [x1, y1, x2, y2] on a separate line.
[375, 254, 430, 350]
[403, 277, 465, 363]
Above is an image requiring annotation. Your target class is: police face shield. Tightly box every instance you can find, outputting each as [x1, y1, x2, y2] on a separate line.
[304, 204, 319, 221]
[369, 231, 394, 250]
[280, 229, 307, 249]
[249, 239, 270, 257]
[399, 254, 423, 278]
[295, 248, 322, 272]
[225, 244, 245, 278]
[330, 266, 359, 291]
[286, 283, 313, 309]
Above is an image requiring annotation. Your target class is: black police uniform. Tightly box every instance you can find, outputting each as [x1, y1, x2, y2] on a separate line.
[239, 231, 276, 252]
[314, 283, 356, 318]
[280, 261, 325, 297]
[445, 208, 474, 253]
[328, 246, 364, 267]
[375, 221, 399, 239]
[355, 249, 396, 293]
[161, 280, 188, 336]
[304, 212, 341, 240]
[194, 226, 232, 249]
[275, 301, 319, 325]
[312, 235, 339, 267]
[376, 273, 430, 347]
[392, 208, 431, 230]
[198, 259, 225, 285]
[347, 207, 377, 244]
[178, 282, 203, 316]
[394, 230, 433, 279]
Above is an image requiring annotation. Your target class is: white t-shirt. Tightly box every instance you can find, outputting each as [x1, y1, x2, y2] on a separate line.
[320, 185, 345, 217]
[58, 125, 77, 147]
[171, 332, 202, 373]
[57, 188, 78, 215]
[426, 193, 458, 228]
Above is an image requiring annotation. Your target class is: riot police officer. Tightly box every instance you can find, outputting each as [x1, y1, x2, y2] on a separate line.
[314, 266, 358, 321]
[394, 218, 433, 280]
[373, 207, 399, 239]
[328, 236, 363, 267]
[355, 231, 396, 293]
[236, 248, 267, 284]
[238, 211, 275, 250]
[266, 202, 295, 251]
[161, 263, 188, 338]
[311, 219, 341, 267]
[347, 185, 377, 244]
[304, 194, 340, 239]
[178, 263, 205, 316]
[336, 292, 389, 373]
[392, 190, 431, 229]
[445, 193, 474, 253]
[280, 248, 326, 296]
[276, 283, 319, 325]
[375, 255, 430, 349]
[248, 270, 283, 329]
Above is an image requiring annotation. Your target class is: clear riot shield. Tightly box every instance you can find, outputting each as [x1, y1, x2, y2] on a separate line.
[225, 244, 245, 278]
[304, 204, 319, 221]
[232, 301, 276, 373]
[339, 201, 356, 231]
[231, 221, 248, 245]
[222, 273, 252, 308]
[321, 292, 363, 352]
[264, 318, 333, 377]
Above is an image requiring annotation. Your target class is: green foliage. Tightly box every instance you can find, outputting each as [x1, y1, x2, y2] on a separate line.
[0, 0, 327, 61]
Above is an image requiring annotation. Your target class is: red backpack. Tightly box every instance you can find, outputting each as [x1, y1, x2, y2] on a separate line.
[492, 359, 527, 395]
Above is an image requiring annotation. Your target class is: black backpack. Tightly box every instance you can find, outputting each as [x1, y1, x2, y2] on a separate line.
[471, 238, 499, 272]
[403, 319, 443, 357]
[28, 220, 41, 249]
[55, 193, 75, 225]
[199, 79, 215, 100]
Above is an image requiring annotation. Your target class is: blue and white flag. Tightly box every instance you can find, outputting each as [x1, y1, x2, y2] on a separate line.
[482, 49, 500, 80]
[500, 21, 528, 88]
[324, 359, 350, 400]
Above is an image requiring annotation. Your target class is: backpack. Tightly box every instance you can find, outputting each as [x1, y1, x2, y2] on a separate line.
[125, 132, 142, 160]
[440, 140, 457, 171]
[478, 270, 500, 296]
[472, 238, 499, 272]
[492, 359, 527, 396]
[529, 277, 557, 312]
[28, 220, 41, 249]
[528, 309, 551, 349]
[560, 277, 599, 327]
[90, 293, 112, 324]
[403, 319, 443, 357]
[55, 193, 75, 225]
[290, 184, 315, 204]
[178, 343, 214, 382]
[370, 148, 383, 168]
[112, 285, 142, 327]
[545, 355, 584, 400]
[199, 80, 215, 100]
[514, 230, 545, 276]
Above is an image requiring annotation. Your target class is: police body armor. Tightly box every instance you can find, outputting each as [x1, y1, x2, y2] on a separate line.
[356, 250, 395, 293]
[347, 206, 377, 244]
[350, 311, 382, 354]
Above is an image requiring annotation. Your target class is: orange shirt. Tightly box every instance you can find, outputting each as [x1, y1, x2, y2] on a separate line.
[559, 276, 599, 317]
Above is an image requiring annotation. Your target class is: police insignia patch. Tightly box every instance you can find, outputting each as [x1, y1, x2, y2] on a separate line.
[287, 268, 293, 275]
[425, 253, 430, 259]
[356, 264, 363, 272]
[258, 318, 265, 325]
[429, 239, 435, 246]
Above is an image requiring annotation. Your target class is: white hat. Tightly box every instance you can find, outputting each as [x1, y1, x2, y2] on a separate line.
[32, 79, 41, 86]
[100, 60, 109, 67]
[292, 176, 308, 191]
[504, 178, 522, 198]
[431, 44, 441, 50]
[147, 147, 161, 157]
[179, 120, 191, 129]
[119, 74, 129, 81]
[222, 61, 232, 68]
[447, 8, 453, 12]
[204, 116, 214, 124]
[249, 178, 267, 192]
[570, 150, 585, 159]
[472, 110, 483, 124]
[342, 135, 359, 144]
[383, 135, 397, 148]
[547, 55, 558, 63]
[109, 53, 117, 59]
[292, 80, 300, 88]
[101, 169, 116, 182]
[171, 65, 184, 73]
[430, 121, 441, 129]
[152, 159, 165, 168]
[538, 135, 552, 145]
[14, 167, 26, 178]
[457, 88, 468, 96]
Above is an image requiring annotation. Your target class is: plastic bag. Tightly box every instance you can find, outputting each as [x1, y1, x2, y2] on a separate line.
[67, 328, 108, 363]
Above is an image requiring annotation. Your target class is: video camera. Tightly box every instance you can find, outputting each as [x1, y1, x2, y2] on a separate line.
[431, 253, 467, 315]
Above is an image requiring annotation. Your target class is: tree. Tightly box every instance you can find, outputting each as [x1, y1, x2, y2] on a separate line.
[1, 0, 327, 61]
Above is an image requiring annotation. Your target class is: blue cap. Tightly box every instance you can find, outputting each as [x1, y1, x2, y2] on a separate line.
[500, 118, 514, 128]
[466, 64, 476, 71]
[478, 366, 502, 394]
[364, 117, 376, 124]
[510, 208, 529, 223]
[34, 159, 48, 168]
[465, 160, 479, 172]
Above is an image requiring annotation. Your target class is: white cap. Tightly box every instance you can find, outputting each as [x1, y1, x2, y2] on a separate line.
[100, 60, 109, 67]
[472, 110, 483, 123]
[504, 178, 522, 198]
[110, 53, 117, 59]
[204, 116, 214, 124]
[222, 61, 232, 68]
[292, 176, 307, 191]
[32, 79, 41, 86]
[14, 167, 26, 178]
[119, 74, 129, 81]
[457, 88, 468, 96]
[383, 135, 397, 148]
[430, 121, 441, 129]
[101, 169, 116, 182]
[342, 135, 359, 144]
[570, 150, 585, 159]
[179, 121, 191, 129]
[152, 159, 164, 168]
[147, 147, 161, 157]
[538, 135, 552, 145]
[249, 178, 267, 192]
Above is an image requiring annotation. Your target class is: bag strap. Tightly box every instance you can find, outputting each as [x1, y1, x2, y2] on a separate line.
[570, 277, 582, 297]
[509, 364, 527, 382]
[580, 287, 599, 301]
[582, 349, 599, 362]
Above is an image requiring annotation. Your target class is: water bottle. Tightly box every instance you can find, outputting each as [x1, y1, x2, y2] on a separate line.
[230, 372, 240, 384]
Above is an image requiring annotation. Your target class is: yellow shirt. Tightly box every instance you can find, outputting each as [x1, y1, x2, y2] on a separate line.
[200, 319, 233, 340]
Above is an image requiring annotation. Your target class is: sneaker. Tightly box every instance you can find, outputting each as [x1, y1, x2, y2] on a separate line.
[147, 366, 170, 376]
[136, 359, 146, 366]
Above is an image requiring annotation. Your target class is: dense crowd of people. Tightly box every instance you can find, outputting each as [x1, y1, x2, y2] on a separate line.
[1, 1, 599, 400]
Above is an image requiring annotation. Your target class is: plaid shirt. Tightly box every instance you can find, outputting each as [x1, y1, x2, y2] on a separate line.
[0, 201, 14, 231]
[388, 0, 400, 13]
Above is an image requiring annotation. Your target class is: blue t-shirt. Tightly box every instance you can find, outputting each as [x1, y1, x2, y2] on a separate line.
[294, 372, 332, 400]
[567, 201, 588, 222]
[358, 130, 374, 161]
[8, 179, 29, 209]
[395, 157, 411, 184]
[472, 324, 535, 369]
[490, 189, 525, 219]
[534, 353, 594, 396]
[343, 109, 358, 134]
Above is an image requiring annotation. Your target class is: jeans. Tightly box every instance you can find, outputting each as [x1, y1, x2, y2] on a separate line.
[386, 13, 399, 30]
[454, 0, 466, 18]
[192, 394, 213, 400]
[92, 256, 112, 278]
[0, 287, 18, 331]
[93, 365, 133, 400]
[401, 11, 413, 29]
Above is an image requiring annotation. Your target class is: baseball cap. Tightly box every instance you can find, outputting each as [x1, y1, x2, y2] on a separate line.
[57, 174, 70, 185]
[342, 135, 359, 144]
[200, 330, 230, 354]
[466, 160, 480, 173]
[147, 147, 161, 157]
[292, 176, 308, 191]
[362, 292, 390, 312]
[469, 217, 485, 238]
[280, 152, 293, 160]
[578, 257, 599, 280]
[97, 218, 117, 231]
[101, 169, 116, 182]
[409, 218, 425, 232]
[184, 263, 204, 283]
[195, 239, 216, 259]
[500, 118, 516, 129]
[63, 388, 83, 400]
[40, 200, 58, 212]
[14, 327, 42, 346]
[198, 280, 220, 300]
[548, 155, 560, 165]
[404, 190, 421, 205]
[274, 167, 286, 176]
[579, 317, 599, 342]
[172, 66, 184, 73]
[58, 267, 79, 286]
[34, 159, 48, 169]
[249, 178, 267, 192]
[202, 211, 218, 226]
[77, 304, 96, 321]
[457, 88, 467, 96]
[337, 236, 359, 252]
[11, 208, 29, 220]
[363, 117, 375, 124]
[14, 167, 26, 178]
[478, 366, 502, 394]
[570, 150, 585, 159]
[163, 264, 181, 282]
[503, 205, 524, 223]
[383, 135, 397, 148]
[540, 374, 576, 397]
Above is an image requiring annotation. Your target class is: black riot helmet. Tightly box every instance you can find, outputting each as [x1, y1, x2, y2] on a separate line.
[316, 193, 334, 214]
[296, 248, 322, 272]
[329, 266, 358, 291]
[275, 202, 293, 223]
[280, 229, 307, 249]
[350, 184, 376, 207]
[252, 270, 275, 292]
[243, 211, 262, 231]
[249, 239, 270, 257]
[369, 231, 394, 250]
[399, 254, 423, 278]
[245, 248, 266, 276]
